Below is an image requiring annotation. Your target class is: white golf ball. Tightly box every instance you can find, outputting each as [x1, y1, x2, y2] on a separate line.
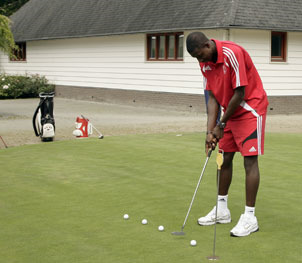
[123, 214, 129, 220]
[190, 240, 197, 246]
[142, 219, 148, 225]
[158, 225, 164, 231]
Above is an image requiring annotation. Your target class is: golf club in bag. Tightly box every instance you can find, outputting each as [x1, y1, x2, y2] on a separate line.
[172, 149, 213, 236]
[32, 92, 55, 141]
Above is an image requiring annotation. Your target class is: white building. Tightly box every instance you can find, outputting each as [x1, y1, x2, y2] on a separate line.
[1, 0, 302, 113]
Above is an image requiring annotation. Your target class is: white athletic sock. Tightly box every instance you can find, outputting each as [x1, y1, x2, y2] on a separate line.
[244, 206, 255, 217]
[217, 195, 228, 211]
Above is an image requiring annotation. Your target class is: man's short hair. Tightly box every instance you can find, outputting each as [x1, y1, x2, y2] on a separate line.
[186, 32, 209, 54]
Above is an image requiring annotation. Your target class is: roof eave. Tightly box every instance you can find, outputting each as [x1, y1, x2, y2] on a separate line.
[14, 25, 302, 42]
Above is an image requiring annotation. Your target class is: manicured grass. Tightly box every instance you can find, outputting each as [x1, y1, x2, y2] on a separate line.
[0, 133, 301, 263]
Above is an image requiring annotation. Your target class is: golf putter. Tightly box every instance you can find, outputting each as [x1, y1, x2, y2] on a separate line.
[172, 149, 213, 236]
[207, 149, 224, 261]
[91, 123, 104, 139]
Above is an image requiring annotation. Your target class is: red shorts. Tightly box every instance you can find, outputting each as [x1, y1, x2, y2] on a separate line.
[219, 113, 266, 156]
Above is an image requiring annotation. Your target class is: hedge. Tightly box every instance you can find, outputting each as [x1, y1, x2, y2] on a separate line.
[0, 74, 55, 99]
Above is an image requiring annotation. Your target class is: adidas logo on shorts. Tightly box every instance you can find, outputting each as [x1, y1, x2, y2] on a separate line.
[249, 146, 257, 152]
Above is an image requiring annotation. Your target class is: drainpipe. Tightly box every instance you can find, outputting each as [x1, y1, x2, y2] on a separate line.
[226, 28, 231, 41]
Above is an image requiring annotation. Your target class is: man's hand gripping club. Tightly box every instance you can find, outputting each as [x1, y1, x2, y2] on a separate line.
[205, 132, 219, 156]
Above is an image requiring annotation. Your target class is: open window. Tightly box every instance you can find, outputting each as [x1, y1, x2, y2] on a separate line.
[10, 42, 26, 61]
[271, 32, 287, 62]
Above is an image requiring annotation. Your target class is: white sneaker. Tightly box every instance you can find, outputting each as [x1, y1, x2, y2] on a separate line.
[197, 206, 231, 226]
[230, 214, 259, 237]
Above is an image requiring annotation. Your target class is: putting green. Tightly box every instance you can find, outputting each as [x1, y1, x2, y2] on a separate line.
[0, 133, 300, 263]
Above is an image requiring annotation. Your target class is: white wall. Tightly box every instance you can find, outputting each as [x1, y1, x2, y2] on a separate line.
[1, 29, 302, 96]
[0, 33, 205, 94]
[229, 29, 302, 96]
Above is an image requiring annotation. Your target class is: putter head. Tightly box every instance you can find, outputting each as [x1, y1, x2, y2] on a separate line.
[207, 256, 219, 261]
[171, 231, 185, 236]
[98, 135, 104, 139]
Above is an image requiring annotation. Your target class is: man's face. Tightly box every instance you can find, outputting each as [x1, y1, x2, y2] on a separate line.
[190, 43, 213, 63]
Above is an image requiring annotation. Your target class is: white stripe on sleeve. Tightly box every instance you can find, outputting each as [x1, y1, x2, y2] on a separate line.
[223, 47, 240, 87]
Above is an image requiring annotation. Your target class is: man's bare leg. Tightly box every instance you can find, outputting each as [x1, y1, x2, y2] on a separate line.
[244, 155, 260, 207]
[219, 152, 235, 195]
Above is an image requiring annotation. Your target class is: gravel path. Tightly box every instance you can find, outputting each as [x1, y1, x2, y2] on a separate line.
[0, 98, 301, 148]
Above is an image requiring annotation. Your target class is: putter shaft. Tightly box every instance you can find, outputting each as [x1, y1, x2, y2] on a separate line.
[173, 150, 212, 235]
[208, 150, 224, 260]
[211, 169, 221, 258]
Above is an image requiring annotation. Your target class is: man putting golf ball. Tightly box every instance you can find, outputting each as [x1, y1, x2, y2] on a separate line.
[186, 32, 268, 237]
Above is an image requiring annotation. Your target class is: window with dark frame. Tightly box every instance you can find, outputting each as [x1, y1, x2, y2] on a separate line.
[147, 32, 184, 61]
[271, 32, 287, 62]
[10, 42, 26, 61]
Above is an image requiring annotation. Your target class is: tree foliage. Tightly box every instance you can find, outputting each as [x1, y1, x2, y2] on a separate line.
[0, 14, 17, 57]
[0, 1, 29, 57]
[0, 0, 30, 17]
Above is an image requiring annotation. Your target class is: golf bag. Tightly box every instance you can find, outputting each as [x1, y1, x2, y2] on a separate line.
[32, 92, 55, 141]
[72, 116, 92, 138]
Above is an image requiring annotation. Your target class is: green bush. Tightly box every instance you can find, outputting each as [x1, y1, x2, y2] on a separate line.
[0, 74, 55, 99]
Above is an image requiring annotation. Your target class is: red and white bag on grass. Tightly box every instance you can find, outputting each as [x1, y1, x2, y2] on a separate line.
[72, 116, 92, 138]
